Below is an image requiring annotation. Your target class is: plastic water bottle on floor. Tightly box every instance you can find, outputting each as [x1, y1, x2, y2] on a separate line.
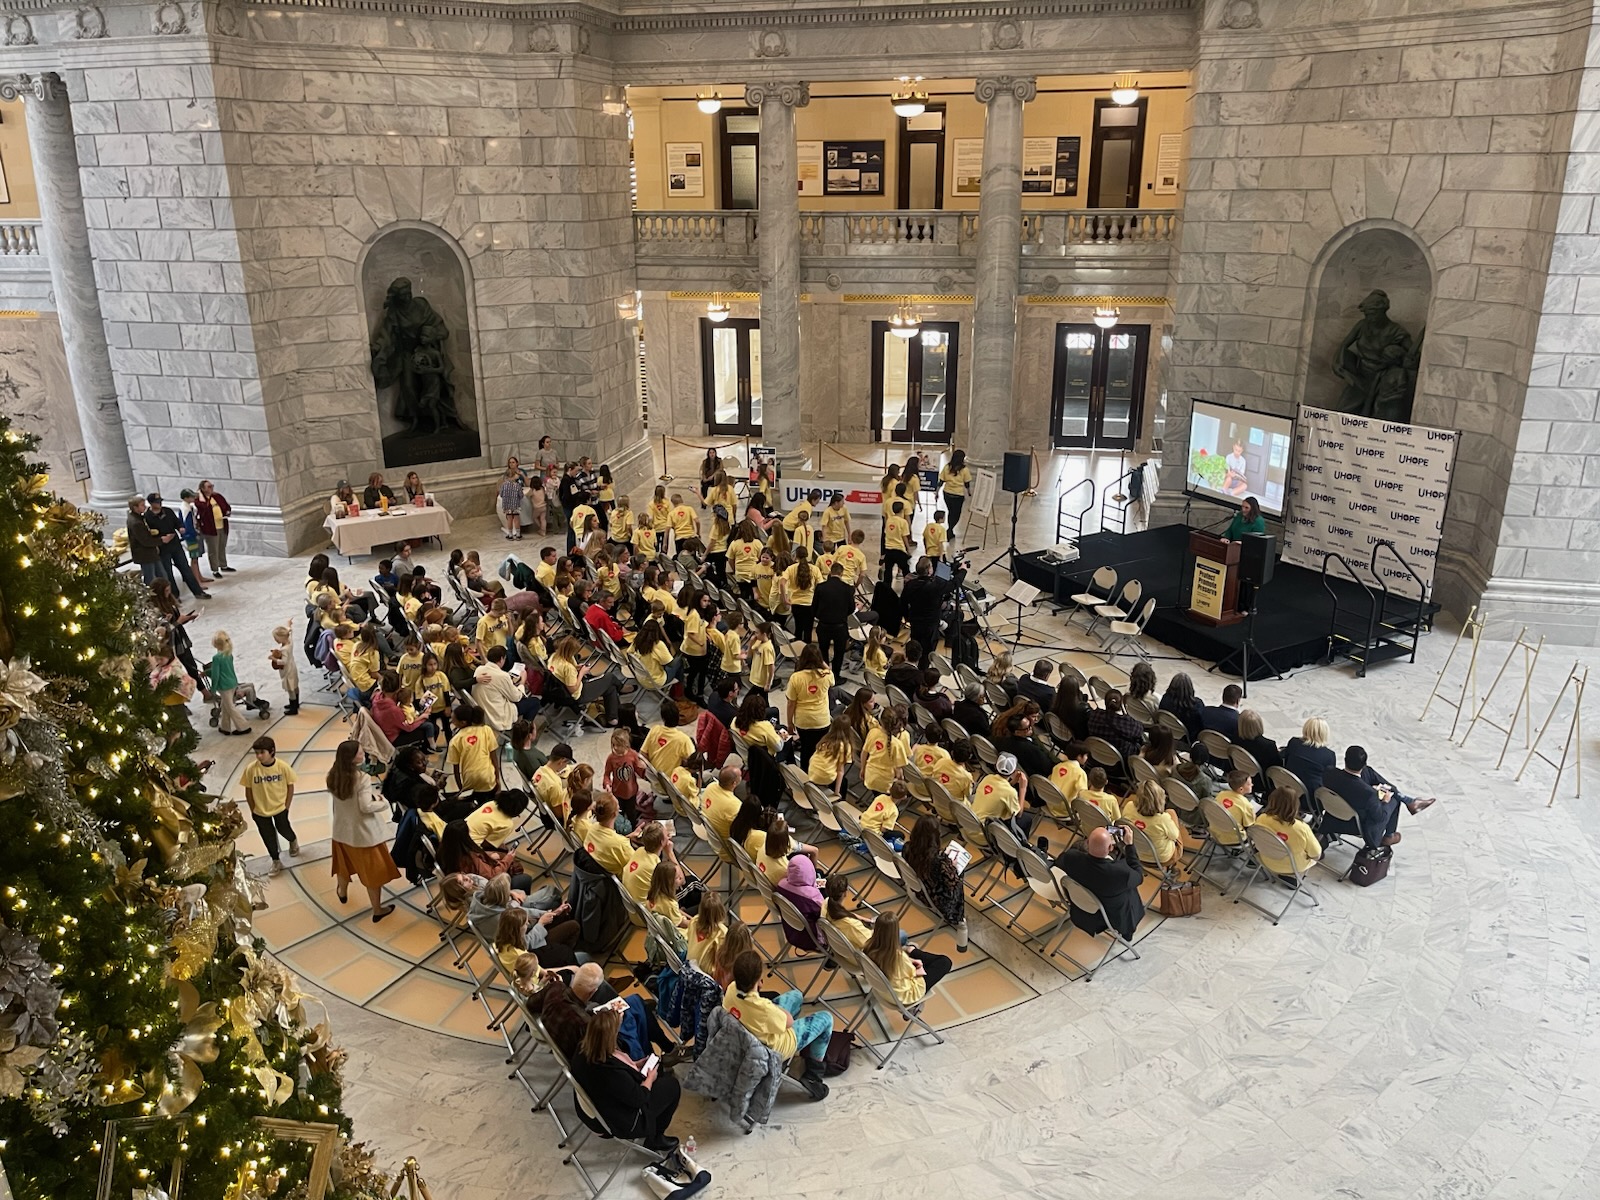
[681, 1135, 698, 1173]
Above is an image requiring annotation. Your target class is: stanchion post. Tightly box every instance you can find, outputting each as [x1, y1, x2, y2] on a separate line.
[659, 433, 673, 482]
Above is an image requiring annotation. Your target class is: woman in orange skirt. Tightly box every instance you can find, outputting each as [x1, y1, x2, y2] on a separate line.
[326, 740, 402, 922]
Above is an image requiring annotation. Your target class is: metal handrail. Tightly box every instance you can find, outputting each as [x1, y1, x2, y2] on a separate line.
[1098, 467, 1139, 534]
[1320, 551, 1378, 673]
[1370, 540, 1429, 649]
[1056, 478, 1096, 545]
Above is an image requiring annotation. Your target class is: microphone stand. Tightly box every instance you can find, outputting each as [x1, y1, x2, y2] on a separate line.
[980, 489, 1023, 577]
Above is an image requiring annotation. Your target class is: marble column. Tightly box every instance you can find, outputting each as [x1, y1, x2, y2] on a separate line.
[8, 72, 135, 509]
[745, 81, 809, 470]
[968, 76, 1036, 473]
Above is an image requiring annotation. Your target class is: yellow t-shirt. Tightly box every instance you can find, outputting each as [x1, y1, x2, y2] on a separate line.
[922, 522, 947, 558]
[911, 743, 951, 777]
[398, 651, 425, 689]
[708, 523, 731, 555]
[884, 949, 926, 1006]
[682, 609, 709, 657]
[786, 668, 834, 730]
[1255, 813, 1321, 873]
[699, 781, 742, 838]
[650, 894, 685, 928]
[239, 759, 297, 817]
[838, 545, 868, 585]
[931, 760, 973, 801]
[749, 640, 776, 689]
[632, 523, 657, 560]
[730, 539, 763, 581]
[821, 505, 850, 544]
[532, 763, 570, 822]
[973, 773, 1020, 820]
[833, 913, 873, 949]
[782, 501, 813, 533]
[792, 522, 814, 554]
[1121, 802, 1182, 865]
[745, 829, 791, 880]
[1083, 788, 1123, 823]
[446, 725, 498, 791]
[474, 613, 509, 649]
[621, 847, 660, 901]
[547, 655, 581, 699]
[720, 629, 743, 673]
[939, 465, 971, 496]
[861, 728, 909, 793]
[649, 499, 673, 532]
[643, 725, 695, 775]
[641, 585, 680, 618]
[466, 802, 516, 848]
[1216, 788, 1258, 828]
[884, 515, 911, 553]
[687, 920, 726, 971]
[534, 560, 558, 589]
[724, 983, 797, 1060]
[584, 823, 633, 875]
[861, 793, 900, 836]
[668, 765, 700, 801]
[708, 484, 736, 514]
[670, 505, 698, 539]
[417, 670, 450, 715]
[740, 719, 782, 755]
[634, 641, 673, 689]
[755, 565, 778, 610]
[808, 740, 852, 786]
[863, 644, 888, 676]
[782, 563, 816, 607]
[1052, 760, 1089, 803]
[609, 507, 635, 541]
[569, 504, 597, 535]
[596, 564, 622, 597]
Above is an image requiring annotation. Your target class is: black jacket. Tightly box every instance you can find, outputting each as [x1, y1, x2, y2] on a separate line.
[1017, 676, 1057, 710]
[885, 663, 923, 698]
[812, 577, 855, 627]
[144, 505, 183, 541]
[1236, 733, 1281, 774]
[363, 484, 396, 508]
[900, 575, 951, 626]
[1056, 845, 1145, 940]
[952, 699, 991, 736]
[1283, 738, 1335, 798]
[1321, 765, 1396, 849]
[570, 1055, 654, 1138]
[127, 512, 162, 563]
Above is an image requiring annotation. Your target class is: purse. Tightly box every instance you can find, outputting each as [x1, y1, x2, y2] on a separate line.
[1155, 877, 1202, 917]
[1348, 845, 1392, 887]
[822, 1029, 854, 1076]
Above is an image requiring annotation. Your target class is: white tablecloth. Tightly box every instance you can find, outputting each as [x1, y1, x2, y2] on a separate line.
[324, 504, 452, 556]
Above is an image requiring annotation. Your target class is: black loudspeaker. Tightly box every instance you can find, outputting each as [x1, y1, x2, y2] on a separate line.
[1001, 452, 1031, 494]
[1239, 532, 1276, 587]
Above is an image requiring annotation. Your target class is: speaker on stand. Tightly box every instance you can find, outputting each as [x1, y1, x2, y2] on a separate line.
[981, 452, 1035, 575]
[1237, 532, 1282, 697]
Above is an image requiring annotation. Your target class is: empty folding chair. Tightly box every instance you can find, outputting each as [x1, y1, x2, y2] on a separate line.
[1129, 755, 1160, 787]
[1266, 766, 1306, 806]
[1029, 774, 1078, 842]
[1016, 850, 1077, 958]
[940, 717, 969, 744]
[1056, 660, 1089, 689]
[1101, 597, 1157, 659]
[1088, 580, 1141, 639]
[1082, 736, 1124, 776]
[1228, 744, 1264, 785]
[1068, 566, 1117, 630]
[1235, 824, 1321, 924]
[969, 734, 999, 769]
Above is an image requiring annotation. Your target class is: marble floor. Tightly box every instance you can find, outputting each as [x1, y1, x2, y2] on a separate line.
[176, 442, 1600, 1199]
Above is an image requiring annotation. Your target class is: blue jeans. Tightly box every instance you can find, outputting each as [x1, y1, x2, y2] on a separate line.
[774, 989, 833, 1062]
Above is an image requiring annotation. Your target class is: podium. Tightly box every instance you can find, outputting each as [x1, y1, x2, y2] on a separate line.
[1186, 530, 1245, 626]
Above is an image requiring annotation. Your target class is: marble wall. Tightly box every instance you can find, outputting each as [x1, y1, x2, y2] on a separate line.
[0, 312, 80, 483]
[1158, 0, 1583, 625]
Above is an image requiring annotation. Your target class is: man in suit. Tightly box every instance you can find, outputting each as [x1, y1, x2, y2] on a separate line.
[1056, 826, 1145, 941]
[953, 683, 991, 737]
[812, 562, 856, 677]
[1199, 683, 1243, 740]
[900, 556, 953, 654]
[1321, 744, 1437, 849]
[1017, 660, 1058, 709]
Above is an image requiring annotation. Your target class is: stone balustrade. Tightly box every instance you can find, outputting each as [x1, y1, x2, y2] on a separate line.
[634, 207, 1177, 264]
[0, 220, 42, 257]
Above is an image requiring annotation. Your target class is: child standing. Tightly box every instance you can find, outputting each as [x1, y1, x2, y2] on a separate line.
[209, 631, 250, 735]
[239, 734, 299, 875]
[498, 466, 526, 540]
[526, 475, 548, 535]
[748, 622, 777, 691]
[178, 489, 214, 587]
[603, 728, 649, 824]
[270, 622, 300, 716]
[650, 485, 673, 555]
[923, 510, 948, 561]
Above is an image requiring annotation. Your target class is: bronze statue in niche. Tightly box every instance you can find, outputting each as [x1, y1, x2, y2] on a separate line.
[369, 277, 465, 435]
[1331, 289, 1421, 423]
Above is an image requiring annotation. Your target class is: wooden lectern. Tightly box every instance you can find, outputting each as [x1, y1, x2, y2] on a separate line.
[1187, 530, 1246, 626]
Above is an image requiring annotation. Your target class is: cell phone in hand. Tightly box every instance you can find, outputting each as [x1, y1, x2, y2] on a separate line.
[642, 1053, 659, 1074]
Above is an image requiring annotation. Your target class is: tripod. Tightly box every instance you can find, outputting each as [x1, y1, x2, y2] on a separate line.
[1238, 591, 1282, 698]
[980, 490, 1023, 576]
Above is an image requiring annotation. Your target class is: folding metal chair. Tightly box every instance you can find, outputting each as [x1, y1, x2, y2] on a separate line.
[1088, 579, 1141, 639]
[556, 1062, 670, 1199]
[1235, 824, 1321, 924]
[1016, 849, 1077, 958]
[1057, 876, 1142, 980]
[1193, 796, 1252, 892]
[1313, 786, 1367, 878]
[1228, 744, 1264, 785]
[853, 947, 947, 1070]
[1068, 566, 1117, 630]
[1101, 596, 1157, 659]
[1266, 766, 1306, 806]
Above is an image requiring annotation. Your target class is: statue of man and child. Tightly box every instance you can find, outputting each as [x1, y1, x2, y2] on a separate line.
[1331, 289, 1422, 422]
[369, 277, 466, 435]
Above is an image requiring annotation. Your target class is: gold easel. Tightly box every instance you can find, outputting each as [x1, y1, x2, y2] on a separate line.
[1418, 604, 1484, 741]
[1514, 664, 1586, 807]
[1458, 627, 1544, 765]
[389, 1159, 435, 1200]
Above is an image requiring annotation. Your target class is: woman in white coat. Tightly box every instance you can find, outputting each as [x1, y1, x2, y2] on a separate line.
[326, 740, 402, 921]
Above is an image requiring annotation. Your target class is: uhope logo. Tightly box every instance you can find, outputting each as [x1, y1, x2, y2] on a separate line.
[1349, 501, 1378, 514]
[1373, 478, 1404, 492]
[1398, 454, 1430, 467]
[1355, 446, 1384, 459]
[1390, 510, 1421, 524]
[1417, 487, 1447, 500]
[1318, 438, 1345, 450]
[1340, 416, 1368, 429]
[1327, 523, 1355, 538]
[1409, 545, 1437, 559]
[1301, 462, 1324, 474]
[1291, 516, 1316, 529]
[1333, 470, 1362, 482]
[1381, 566, 1413, 581]
[1427, 429, 1453, 442]
[1381, 423, 1410, 434]
[1310, 491, 1336, 504]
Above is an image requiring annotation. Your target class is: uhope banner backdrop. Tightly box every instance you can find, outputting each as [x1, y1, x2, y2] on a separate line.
[1282, 405, 1458, 590]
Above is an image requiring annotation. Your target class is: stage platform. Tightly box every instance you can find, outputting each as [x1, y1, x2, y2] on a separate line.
[1013, 525, 1437, 679]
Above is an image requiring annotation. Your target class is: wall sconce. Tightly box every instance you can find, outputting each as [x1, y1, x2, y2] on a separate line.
[891, 76, 928, 119]
[1111, 74, 1139, 105]
[696, 90, 723, 114]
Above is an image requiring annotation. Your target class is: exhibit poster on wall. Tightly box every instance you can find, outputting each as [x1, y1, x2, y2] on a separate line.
[665, 142, 704, 198]
[952, 138, 983, 195]
[1053, 136, 1080, 196]
[797, 141, 824, 196]
[1153, 132, 1183, 195]
[1021, 137, 1057, 194]
[822, 140, 885, 195]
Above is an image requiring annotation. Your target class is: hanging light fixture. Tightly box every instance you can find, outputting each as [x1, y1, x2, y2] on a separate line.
[888, 302, 922, 339]
[890, 76, 929, 119]
[1093, 305, 1121, 329]
[1111, 74, 1140, 106]
[696, 89, 723, 115]
[706, 295, 731, 322]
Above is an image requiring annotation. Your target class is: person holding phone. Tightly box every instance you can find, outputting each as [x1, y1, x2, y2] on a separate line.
[1054, 826, 1145, 941]
[570, 1005, 683, 1153]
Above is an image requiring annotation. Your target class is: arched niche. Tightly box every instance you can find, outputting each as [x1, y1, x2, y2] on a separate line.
[358, 222, 485, 468]
[1302, 222, 1433, 422]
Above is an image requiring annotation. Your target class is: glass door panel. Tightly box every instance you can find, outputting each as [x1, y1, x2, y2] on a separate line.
[871, 320, 960, 443]
[918, 328, 952, 437]
[700, 318, 762, 434]
[1049, 323, 1149, 449]
[879, 332, 911, 434]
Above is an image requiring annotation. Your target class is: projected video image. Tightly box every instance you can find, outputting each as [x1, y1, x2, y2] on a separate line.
[1186, 400, 1294, 517]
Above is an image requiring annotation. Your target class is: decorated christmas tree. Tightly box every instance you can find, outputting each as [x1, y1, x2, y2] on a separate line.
[0, 417, 386, 1199]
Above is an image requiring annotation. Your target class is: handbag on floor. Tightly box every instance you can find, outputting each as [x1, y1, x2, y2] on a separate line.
[1155, 877, 1202, 916]
[1348, 845, 1392, 887]
[823, 1029, 854, 1076]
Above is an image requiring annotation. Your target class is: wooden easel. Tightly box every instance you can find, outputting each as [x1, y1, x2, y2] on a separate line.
[1515, 664, 1586, 807]
[1458, 627, 1544, 765]
[1418, 605, 1485, 741]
